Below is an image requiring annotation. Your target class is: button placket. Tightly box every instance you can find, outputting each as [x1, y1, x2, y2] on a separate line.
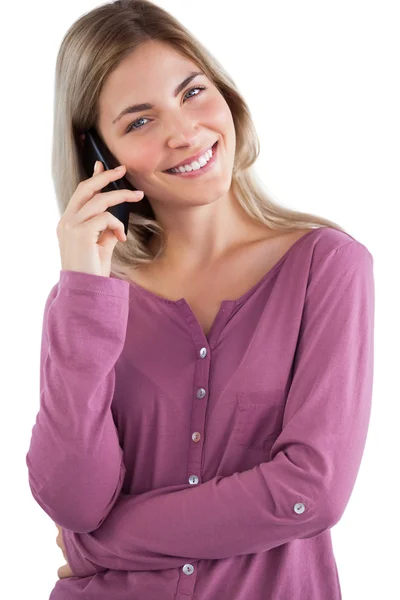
[187, 346, 209, 487]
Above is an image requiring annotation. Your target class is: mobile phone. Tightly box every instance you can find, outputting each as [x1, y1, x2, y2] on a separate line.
[80, 127, 139, 236]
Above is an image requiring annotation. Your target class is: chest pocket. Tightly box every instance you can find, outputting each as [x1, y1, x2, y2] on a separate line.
[233, 391, 285, 452]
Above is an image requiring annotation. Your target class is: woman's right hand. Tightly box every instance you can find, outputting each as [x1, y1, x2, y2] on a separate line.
[56, 160, 144, 278]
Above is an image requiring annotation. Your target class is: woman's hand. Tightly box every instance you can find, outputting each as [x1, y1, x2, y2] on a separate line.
[55, 523, 75, 579]
[57, 562, 74, 579]
[56, 158, 144, 277]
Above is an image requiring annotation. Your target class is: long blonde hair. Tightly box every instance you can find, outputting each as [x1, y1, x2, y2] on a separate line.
[52, 0, 349, 281]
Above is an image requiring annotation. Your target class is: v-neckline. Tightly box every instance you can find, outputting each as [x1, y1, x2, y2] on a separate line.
[123, 228, 320, 307]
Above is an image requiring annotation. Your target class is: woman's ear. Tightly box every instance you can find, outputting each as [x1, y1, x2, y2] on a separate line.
[79, 133, 86, 148]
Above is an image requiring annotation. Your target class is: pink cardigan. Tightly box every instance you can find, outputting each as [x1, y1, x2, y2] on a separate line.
[26, 226, 375, 599]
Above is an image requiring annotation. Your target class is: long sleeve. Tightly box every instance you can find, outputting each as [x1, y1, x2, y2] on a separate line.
[25, 270, 130, 533]
[61, 240, 375, 577]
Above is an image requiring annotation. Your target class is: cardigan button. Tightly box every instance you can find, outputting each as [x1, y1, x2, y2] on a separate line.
[182, 564, 195, 575]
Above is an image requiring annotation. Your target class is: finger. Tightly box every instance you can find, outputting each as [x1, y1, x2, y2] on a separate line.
[81, 188, 144, 213]
[88, 162, 126, 190]
[65, 163, 128, 216]
[70, 186, 143, 229]
[97, 226, 124, 248]
[79, 211, 127, 243]
[58, 563, 73, 579]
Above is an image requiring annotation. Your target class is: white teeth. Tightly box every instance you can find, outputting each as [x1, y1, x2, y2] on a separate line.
[170, 146, 213, 173]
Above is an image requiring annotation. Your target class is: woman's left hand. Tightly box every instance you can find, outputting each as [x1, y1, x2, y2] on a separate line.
[55, 523, 75, 579]
[57, 562, 74, 579]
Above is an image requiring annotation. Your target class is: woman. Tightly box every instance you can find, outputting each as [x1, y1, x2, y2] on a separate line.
[26, 1, 375, 599]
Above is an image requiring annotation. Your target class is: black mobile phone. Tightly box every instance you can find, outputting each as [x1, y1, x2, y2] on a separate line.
[80, 127, 138, 236]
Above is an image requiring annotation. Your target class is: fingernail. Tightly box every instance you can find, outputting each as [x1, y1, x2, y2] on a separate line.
[93, 161, 98, 174]
[114, 165, 125, 171]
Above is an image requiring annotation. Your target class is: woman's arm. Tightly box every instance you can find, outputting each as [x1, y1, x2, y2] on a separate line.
[26, 271, 130, 532]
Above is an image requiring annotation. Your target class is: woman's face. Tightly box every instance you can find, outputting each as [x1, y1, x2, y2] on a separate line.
[95, 40, 236, 210]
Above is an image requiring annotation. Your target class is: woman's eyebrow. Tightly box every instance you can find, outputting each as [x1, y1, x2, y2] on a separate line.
[112, 71, 203, 125]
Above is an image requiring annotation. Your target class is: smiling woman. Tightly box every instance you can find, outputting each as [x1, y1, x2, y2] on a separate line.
[24, 1, 374, 600]
[49, 0, 348, 282]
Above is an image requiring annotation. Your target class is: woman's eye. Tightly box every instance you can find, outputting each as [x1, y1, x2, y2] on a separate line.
[125, 85, 207, 133]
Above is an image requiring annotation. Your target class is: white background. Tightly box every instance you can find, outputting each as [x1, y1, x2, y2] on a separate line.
[1, 1, 398, 598]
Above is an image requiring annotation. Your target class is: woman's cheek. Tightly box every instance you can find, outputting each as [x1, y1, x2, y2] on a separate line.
[126, 150, 159, 177]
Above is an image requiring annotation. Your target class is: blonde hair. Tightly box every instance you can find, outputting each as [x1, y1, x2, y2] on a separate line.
[52, 0, 349, 281]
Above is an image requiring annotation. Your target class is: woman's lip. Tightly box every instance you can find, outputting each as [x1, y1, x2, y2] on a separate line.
[163, 141, 219, 178]
[163, 141, 218, 172]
